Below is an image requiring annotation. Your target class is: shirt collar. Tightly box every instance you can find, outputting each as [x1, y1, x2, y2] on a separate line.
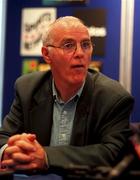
[52, 79, 85, 103]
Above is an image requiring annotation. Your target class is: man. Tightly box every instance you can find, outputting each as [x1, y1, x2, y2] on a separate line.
[0, 16, 134, 172]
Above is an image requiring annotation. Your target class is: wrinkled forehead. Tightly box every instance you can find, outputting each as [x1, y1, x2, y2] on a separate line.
[51, 22, 90, 39]
[54, 28, 90, 44]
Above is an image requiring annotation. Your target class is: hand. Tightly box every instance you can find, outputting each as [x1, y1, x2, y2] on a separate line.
[1, 133, 47, 171]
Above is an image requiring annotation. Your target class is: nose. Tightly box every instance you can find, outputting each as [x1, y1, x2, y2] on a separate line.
[74, 43, 84, 56]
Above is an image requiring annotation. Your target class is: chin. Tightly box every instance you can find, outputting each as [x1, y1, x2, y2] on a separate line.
[70, 77, 85, 85]
[68, 71, 87, 85]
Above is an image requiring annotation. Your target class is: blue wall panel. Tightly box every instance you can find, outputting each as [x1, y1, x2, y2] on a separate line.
[131, 0, 140, 122]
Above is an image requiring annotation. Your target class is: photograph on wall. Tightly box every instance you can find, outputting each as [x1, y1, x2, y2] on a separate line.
[22, 59, 39, 74]
[73, 9, 107, 56]
[22, 59, 51, 74]
[20, 8, 56, 56]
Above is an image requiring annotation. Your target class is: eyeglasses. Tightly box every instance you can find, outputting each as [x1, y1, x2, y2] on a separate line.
[46, 40, 93, 53]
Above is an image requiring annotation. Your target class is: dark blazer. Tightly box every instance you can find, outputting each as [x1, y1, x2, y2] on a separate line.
[0, 69, 134, 168]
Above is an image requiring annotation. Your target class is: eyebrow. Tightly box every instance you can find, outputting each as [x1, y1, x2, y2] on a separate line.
[61, 38, 75, 43]
[61, 38, 91, 44]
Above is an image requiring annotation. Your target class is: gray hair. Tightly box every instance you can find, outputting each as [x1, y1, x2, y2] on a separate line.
[42, 16, 87, 46]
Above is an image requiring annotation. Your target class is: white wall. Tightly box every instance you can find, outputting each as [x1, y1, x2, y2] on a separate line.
[0, 0, 7, 126]
[119, 0, 134, 92]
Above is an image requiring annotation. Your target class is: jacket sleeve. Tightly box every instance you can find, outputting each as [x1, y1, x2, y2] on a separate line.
[0, 90, 24, 147]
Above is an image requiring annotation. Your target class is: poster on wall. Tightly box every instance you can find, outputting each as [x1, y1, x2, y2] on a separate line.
[22, 59, 51, 74]
[20, 8, 56, 56]
[73, 9, 107, 56]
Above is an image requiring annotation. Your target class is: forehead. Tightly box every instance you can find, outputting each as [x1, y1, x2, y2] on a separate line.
[52, 25, 90, 43]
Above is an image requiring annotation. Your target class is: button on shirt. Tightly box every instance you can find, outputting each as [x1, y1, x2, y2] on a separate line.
[50, 80, 84, 146]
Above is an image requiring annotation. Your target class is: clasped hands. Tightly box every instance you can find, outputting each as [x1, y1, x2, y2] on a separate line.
[1, 133, 47, 171]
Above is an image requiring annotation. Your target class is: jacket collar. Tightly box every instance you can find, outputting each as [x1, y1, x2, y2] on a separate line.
[70, 72, 96, 145]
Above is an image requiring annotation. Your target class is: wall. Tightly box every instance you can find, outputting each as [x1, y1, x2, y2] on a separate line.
[0, 0, 7, 125]
[131, 0, 140, 122]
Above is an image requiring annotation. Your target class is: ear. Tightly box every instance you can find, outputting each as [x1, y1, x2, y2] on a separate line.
[41, 46, 51, 64]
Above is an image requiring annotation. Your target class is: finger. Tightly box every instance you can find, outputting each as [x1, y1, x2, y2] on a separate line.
[8, 134, 22, 145]
[12, 152, 34, 163]
[1, 152, 35, 169]
[1, 159, 15, 168]
[4, 145, 21, 157]
[21, 133, 36, 142]
[0, 168, 9, 172]
[14, 140, 36, 152]
[14, 162, 38, 171]
[8, 133, 36, 145]
[26, 134, 36, 142]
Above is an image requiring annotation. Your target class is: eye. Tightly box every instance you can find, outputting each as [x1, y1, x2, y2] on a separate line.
[82, 41, 92, 49]
[63, 42, 75, 50]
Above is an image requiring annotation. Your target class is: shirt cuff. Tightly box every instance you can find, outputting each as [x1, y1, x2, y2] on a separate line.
[0, 144, 8, 168]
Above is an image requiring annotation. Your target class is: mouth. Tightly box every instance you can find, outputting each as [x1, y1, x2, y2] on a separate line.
[71, 64, 85, 69]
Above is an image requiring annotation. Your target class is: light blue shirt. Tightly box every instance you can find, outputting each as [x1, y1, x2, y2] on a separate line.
[50, 80, 84, 146]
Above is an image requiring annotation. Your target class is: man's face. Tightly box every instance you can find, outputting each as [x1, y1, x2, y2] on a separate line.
[42, 26, 93, 87]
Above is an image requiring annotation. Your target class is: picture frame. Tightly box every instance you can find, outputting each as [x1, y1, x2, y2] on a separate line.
[42, 0, 87, 6]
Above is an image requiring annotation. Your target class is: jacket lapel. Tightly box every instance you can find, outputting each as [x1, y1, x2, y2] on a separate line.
[70, 73, 94, 145]
[29, 76, 53, 146]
